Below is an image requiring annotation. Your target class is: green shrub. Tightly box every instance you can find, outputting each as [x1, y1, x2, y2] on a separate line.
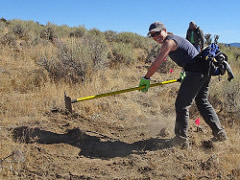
[109, 42, 136, 66]
[55, 25, 72, 38]
[104, 30, 118, 42]
[7, 21, 32, 41]
[114, 32, 155, 64]
[88, 28, 104, 38]
[26, 20, 44, 37]
[116, 32, 137, 44]
[116, 32, 150, 49]
[0, 17, 7, 23]
[0, 21, 6, 34]
[70, 26, 87, 38]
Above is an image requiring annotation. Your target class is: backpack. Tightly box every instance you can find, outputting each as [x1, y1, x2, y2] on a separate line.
[185, 42, 234, 81]
[198, 43, 234, 81]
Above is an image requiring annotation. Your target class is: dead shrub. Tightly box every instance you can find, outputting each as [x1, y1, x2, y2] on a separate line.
[222, 74, 240, 113]
[11, 24, 27, 38]
[38, 35, 109, 83]
[40, 22, 57, 42]
[0, 33, 17, 47]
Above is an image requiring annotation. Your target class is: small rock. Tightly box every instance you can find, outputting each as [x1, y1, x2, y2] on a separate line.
[158, 128, 170, 137]
[201, 155, 219, 170]
[201, 140, 214, 149]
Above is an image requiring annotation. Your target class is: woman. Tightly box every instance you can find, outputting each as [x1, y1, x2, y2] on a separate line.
[139, 22, 227, 148]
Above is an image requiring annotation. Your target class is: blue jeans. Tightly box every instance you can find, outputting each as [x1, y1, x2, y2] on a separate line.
[194, 45, 201, 52]
[174, 72, 224, 138]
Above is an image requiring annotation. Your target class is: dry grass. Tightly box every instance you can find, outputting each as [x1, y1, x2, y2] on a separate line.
[1, 41, 240, 179]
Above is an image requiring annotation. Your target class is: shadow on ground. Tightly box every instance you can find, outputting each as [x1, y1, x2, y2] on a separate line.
[11, 126, 171, 159]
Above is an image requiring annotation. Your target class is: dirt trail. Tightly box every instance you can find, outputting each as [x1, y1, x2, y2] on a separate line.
[1, 109, 238, 180]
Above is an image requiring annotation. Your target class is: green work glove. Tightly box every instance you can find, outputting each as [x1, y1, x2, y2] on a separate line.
[139, 77, 150, 93]
[179, 71, 186, 82]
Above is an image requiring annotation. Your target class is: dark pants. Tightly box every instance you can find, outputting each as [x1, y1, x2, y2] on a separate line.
[175, 72, 224, 138]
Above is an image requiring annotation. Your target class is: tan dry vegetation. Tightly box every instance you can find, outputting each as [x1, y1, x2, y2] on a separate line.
[1, 37, 240, 180]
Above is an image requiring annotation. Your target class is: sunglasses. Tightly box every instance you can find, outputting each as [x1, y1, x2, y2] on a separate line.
[150, 31, 161, 37]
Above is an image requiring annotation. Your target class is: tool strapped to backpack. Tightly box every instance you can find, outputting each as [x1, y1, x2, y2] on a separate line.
[185, 36, 234, 81]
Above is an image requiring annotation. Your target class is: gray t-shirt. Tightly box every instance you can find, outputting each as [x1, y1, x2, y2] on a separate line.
[166, 35, 199, 67]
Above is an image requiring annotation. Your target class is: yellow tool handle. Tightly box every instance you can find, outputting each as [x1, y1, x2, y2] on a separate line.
[71, 79, 179, 103]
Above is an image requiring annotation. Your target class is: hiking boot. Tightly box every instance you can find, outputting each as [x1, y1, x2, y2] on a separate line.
[212, 131, 228, 142]
[167, 136, 189, 149]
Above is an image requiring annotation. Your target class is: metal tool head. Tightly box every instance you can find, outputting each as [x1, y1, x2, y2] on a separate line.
[64, 92, 72, 113]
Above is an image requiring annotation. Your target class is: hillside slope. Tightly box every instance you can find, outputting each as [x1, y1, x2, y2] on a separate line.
[0, 21, 240, 178]
[1, 62, 240, 179]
